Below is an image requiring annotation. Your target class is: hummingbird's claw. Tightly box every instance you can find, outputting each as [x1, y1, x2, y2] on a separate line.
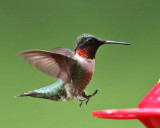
[75, 92, 86, 107]
[76, 89, 99, 107]
[86, 99, 90, 105]
[92, 89, 100, 95]
[79, 101, 84, 107]
[79, 99, 87, 107]
[82, 89, 100, 105]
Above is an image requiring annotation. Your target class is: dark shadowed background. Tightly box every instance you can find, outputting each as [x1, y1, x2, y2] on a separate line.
[1, 0, 160, 128]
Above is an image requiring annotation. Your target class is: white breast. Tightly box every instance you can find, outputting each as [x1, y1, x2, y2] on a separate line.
[74, 53, 88, 63]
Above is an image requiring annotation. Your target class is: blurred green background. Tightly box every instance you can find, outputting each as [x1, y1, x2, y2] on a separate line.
[1, 0, 160, 128]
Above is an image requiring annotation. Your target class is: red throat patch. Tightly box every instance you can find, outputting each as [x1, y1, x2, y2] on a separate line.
[77, 48, 89, 59]
[77, 45, 99, 59]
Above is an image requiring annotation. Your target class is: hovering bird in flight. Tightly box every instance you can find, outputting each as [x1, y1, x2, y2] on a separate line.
[16, 33, 130, 106]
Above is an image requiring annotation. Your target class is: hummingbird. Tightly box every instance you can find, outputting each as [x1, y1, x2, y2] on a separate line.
[16, 33, 130, 107]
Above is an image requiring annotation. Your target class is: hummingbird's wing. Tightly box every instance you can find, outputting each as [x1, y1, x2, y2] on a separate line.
[50, 47, 74, 58]
[19, 48, 75, 83]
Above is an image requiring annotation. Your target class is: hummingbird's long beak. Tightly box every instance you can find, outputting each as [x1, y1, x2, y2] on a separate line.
[103, 40, 131, 45]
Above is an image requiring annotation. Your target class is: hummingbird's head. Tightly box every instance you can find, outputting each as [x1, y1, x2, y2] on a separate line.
[74, 33, 130, 59]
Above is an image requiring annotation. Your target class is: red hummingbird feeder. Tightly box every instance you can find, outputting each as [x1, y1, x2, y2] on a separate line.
[92, 80, 160, 128]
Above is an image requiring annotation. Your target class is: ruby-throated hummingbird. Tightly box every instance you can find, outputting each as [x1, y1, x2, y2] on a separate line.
[16, 33, 130, 106]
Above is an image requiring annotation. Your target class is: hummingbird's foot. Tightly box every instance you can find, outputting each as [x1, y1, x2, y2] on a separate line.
[82, 89, 99, 105]
[75, 94, 86, 107]
[79, 100, 85, 107]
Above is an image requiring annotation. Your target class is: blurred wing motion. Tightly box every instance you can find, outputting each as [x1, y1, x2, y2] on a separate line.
[19, 48, 75, 83]
[50, 47, 74, 58]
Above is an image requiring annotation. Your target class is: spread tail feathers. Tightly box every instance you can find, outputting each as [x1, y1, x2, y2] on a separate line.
[14, 80, 68, 101]
[15, 91, 39, 97]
